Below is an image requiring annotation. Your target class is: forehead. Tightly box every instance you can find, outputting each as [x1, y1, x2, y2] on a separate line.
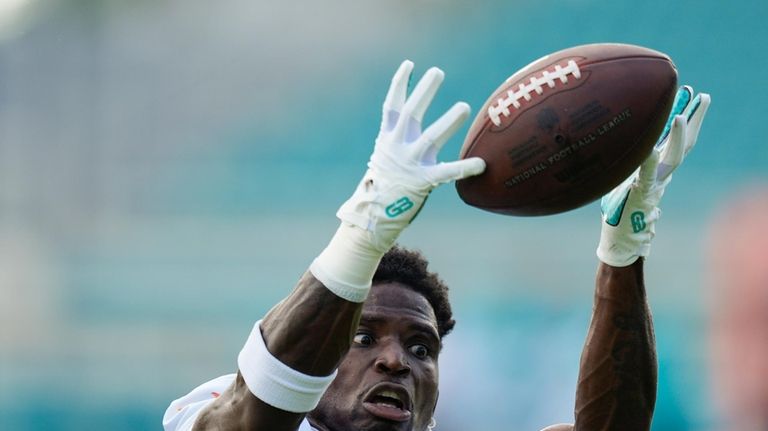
[364, 281, 437, 324]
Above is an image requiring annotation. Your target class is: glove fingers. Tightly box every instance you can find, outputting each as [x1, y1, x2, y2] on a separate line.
[393, 67, 445, 140]
[381, 60, 414, 131]
[416, 102, 470, 163]
[427, 157, 486, 184]
[638, 147, 661, 189]
[657, 115, 686, 182]
[682, 92, 711, 156]
[655, 85, 693, 147]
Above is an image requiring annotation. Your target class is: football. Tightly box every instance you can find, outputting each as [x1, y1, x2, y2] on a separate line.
[456, 43, 678, 216]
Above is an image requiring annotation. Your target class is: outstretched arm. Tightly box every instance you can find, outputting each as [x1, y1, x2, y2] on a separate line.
[186, 61, 484, 431]
[556, 86, 710, 431]
[574, 260, 656, 430]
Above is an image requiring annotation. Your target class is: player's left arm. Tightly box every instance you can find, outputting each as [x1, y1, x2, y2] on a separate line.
[567, 87, 711, 431]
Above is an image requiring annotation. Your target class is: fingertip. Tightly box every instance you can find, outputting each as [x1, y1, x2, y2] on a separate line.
[450, 157, 487, 180]
[450, 101, 471, 122]
[395, 60, 413, 83]
[455, 101, 471, 115]
[419, 67, 445, 91]
[699, 92, 712, 108]
[399, 59, 414, 73]
[426, 66, 445, 81]
[393, 60, 415, 87]
[429, 157, 486, 184]
[384, 60, 415, 112]
[401, 66, 446, 123]
[673, 85, 693, 112]
[687, 93, 710, 124]
[468, 157, 487, 175]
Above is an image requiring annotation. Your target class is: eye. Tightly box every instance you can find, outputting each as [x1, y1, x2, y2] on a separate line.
[353, 333, 373, 347]
[409, 344, 429, 359]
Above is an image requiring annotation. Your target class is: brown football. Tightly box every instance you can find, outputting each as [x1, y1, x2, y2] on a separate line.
[456, 43, 677, 216]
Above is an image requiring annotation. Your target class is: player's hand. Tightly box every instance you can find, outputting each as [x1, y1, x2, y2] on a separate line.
[337, 60, 486, 252]
[596, 86, 711, 267]
[311, 61, 484, 302]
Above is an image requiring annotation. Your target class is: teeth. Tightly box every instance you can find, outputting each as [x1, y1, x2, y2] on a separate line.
[378, 390, 402, 401]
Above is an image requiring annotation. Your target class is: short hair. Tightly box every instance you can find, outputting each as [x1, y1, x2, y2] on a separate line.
[372, 245, 455, 341]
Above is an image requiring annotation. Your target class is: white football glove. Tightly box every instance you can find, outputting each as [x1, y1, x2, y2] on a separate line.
[596, 86, 711, 267]
[311, 61, 485, 301]
[337, 60, 486, 251]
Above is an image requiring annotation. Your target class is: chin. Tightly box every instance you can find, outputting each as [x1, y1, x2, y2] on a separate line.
[358, 420, 412, 431]
[345, 411, 412, 431]
[308, 408, 414, 431]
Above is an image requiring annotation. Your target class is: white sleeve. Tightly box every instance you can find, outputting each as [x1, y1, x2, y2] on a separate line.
[162, 373, 317, 431]
[162, 374, 236, 431]
[298, 418, 318, 431]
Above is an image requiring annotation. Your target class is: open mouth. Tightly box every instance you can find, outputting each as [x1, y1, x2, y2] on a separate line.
[362, 383, 412, 422]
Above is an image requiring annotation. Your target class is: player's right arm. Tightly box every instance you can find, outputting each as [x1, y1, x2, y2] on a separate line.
[537, 87, 709, 431]
[570, 87, 710, 431]
[170, 61, 484, 431]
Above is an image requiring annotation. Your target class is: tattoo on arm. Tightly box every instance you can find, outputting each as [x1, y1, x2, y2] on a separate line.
[574, 259, 657, 431]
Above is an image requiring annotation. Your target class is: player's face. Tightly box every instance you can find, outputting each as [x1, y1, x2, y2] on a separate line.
[310, 281, 440, 431]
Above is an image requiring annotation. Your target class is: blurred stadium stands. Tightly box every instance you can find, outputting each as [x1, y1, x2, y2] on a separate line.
[0, 1, 764, 429]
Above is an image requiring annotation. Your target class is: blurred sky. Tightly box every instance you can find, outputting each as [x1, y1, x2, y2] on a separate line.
[0, 0, 765, 430]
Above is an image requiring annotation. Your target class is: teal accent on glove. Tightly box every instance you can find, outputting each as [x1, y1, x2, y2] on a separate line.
[656, 86, 692, 147]
[630, 211, 647, 233]
[385, 197, 415, 217]
[597, 86, 710, 267]
[601, 185, 631, 227]
[686, 94, 703, 120]
[656, 85, 698, 147]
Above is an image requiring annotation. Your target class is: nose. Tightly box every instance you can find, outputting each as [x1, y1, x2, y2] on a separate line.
[374, 340, 411, 377]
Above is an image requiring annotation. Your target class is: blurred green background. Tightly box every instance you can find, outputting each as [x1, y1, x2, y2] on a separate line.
[0, 0, 764, 430]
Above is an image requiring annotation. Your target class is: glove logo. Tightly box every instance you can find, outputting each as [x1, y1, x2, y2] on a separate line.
[631, 211, 647, 233]
[386, 197, 414, 218]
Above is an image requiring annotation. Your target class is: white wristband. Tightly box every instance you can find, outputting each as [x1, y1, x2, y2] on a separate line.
[237, 321, 337, 413]
[309, 222, 384, 303]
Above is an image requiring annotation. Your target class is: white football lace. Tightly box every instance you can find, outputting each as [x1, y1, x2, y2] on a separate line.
[487, 59, 582, 126]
